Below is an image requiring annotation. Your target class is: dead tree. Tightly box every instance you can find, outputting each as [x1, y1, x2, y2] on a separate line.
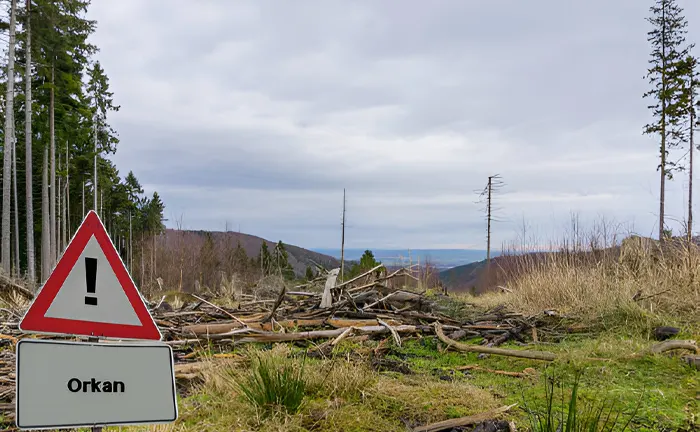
[340, 188, 346, 281]
[476, 174, 505, 267]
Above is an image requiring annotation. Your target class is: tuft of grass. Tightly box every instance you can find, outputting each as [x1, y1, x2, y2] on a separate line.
[235, 352, 308, 417]
[524, 369, 641, 432]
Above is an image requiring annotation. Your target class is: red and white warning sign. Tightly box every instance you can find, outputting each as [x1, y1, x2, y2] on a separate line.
[19, 210, 161, 340]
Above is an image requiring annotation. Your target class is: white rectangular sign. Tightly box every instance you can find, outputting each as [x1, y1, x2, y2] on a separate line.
[16, 339, 178, 430]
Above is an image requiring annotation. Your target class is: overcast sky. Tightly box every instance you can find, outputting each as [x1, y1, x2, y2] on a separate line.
[86, 0, 700, 250]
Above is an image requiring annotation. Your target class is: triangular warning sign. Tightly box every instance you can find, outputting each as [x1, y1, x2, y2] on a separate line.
[19, 210, 161, 341]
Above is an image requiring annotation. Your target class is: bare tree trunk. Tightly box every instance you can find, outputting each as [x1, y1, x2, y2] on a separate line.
[50, 66, 56, 265]
[93, 117, 98, 212]
[65, 142, 69, 244]
[24, 0, 35, 282]
[82, 179, 85, 217]
[152, 234, 155, 285]
[689, 87, 695, 242]
[41, 147, 50, 283]
[63, 185, 67, 248]
[340, 188, 346, 280]
[129, 212, 132, 271]
[57, 154, 61, 254]
[486, 176, 492, 265]
[659, 11, 668, 244]
[12, 138, 20, 276]
[141, 232, 144, 288]
[660, 107, 667, 242]
[2, 0, 17, 274]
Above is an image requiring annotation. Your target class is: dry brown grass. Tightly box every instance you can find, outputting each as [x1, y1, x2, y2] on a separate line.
[469, 232, 700, 333]
[511, 244, 697, 325]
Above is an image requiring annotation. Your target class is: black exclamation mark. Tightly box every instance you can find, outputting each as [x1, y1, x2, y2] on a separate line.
[85, 257, 98, 306]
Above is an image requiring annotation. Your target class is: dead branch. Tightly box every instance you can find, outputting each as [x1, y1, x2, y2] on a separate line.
[413, 404, 517, 432]
[434, 323, 556, 361]
[262, 285, 286, 323]
[455, 365, 537, 378]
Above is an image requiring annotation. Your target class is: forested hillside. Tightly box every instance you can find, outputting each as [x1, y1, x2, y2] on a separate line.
[0, 0, 165, 290]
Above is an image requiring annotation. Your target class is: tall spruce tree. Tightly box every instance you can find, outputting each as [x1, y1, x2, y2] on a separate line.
[643, 0, 693, 241]
[2, 0, 17, 273]
[678, 55, 699, 239]
[0, 0, 166, 284]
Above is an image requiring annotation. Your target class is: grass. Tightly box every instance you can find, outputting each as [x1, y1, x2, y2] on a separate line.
[232, 352, 307, 416]
[62, 230, 700, 431]
[523, 369, 640, 432]
[385, 335, 698, 432]
[108, 325, 698, 432]
[448, 234, 700, 335]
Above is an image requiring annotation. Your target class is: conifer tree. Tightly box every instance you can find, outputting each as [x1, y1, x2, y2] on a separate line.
[643, 0, 693, 241]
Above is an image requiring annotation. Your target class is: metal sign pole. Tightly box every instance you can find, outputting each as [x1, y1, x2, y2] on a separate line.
[87, 336, 102, 432]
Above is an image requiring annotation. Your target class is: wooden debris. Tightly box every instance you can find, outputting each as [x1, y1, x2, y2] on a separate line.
[413, 403, 517, 432]
[0, 263, 693, 424]
[456, 365, 537, 378]
[434, 323, 557, 361]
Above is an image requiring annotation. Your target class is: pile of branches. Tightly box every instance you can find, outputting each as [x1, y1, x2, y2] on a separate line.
[0, 264, 696, 426]
[151, 264, 589, 363]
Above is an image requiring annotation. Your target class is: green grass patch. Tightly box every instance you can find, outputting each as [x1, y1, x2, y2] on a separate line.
[388, 335, 698, 432]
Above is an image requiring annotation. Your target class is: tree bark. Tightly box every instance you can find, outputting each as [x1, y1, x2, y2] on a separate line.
[24, 0, 35, 282]
[12, 138, 20, 276]
[93, 117, 98, 212]
[50, 65, 56, 265]
[57, 154, 61, 254]
[689, 83, 695, 241]
[659, 5, 668, 243]
[65, 142, 69, 245]
[41, 147, 50, 283]
[2, 0, 17, 274]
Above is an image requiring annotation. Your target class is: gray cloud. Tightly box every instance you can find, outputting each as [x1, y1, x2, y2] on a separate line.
[87, 0, 700, 249]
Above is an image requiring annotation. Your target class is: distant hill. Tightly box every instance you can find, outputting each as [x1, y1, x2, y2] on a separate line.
[439, 258, 488, 292]
[313, 248, 493, 270]
[438, 234, 699, 294]
[160, 229, 341, 277]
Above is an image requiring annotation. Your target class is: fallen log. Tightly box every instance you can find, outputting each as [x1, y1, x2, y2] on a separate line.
[413, 404, 517, 432]
[181, 318, 403, 336]
[434, 323, 557, 362]
[233, 325, 424, 344]
[627, 339, 699, 359]
[648, 339, 698, 355]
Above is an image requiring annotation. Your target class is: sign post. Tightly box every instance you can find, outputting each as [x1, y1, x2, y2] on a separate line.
[16, 210, 178, 430]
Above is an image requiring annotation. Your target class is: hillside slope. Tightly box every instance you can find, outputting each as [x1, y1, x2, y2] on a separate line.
[160, 229, 340, 277]
[439, 234, 698, 293]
